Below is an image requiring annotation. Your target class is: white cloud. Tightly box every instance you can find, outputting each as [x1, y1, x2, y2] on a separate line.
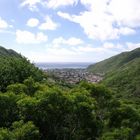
[21, 0, 40, 6]
[58, 11, 118, 40]
[0, 30, 15, 34]
[39, 16, 58, 30]
[108, 0, 140, 28]
[27, 42, 120, 62]
[21, 0, 41, 11]
[21, 41, 140, 62]
[16, 30, 47, 44]
[102, 42, 140, 52]
[21, 0, 79, 10]
[126, 42, 140, 51]
[57, 11, 72, 20]
[72, 43, 124, 53]
[119, 27, 135, 35]
[29, 37, 124, 62]
[28, 45, 78, 62]
[36, 32, 48, 42]
[58, 0, 140, 41]
[46, 0, 78, 9]
[52, 37, 83, 46]
[103, 42, 115, 49]
[27, 18, 39, 27]
[103, 42, 125, 51]
[0, 17, 8, 29]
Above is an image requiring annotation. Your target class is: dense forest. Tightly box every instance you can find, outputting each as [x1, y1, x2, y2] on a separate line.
[0, 46, 140, 140]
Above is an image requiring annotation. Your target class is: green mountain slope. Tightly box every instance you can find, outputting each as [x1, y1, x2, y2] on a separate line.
[0, 46, 21, 57]
[87, 48, 140, 97]
[87, 48, 140, 74]
[0, 47, 140, 139]
[0, 46, 43, 91]
[103, 57, 140, 97]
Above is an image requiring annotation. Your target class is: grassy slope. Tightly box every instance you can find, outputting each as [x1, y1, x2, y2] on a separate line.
[88, 48, 140, 74]
[103, 57, 140, 97]
[87, 48, 140, 97]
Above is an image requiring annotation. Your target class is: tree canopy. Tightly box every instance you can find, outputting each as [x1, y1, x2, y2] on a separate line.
[0, 46, 140, 140]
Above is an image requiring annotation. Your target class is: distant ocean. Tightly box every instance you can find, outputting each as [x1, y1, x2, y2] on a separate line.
[35, 62, 93, 70]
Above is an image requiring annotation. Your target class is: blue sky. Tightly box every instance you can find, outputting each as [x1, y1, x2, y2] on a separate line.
[0, 0, 140, 62]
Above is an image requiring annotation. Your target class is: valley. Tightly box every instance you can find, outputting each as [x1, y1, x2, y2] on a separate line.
[46, 68, 103, 84]
[0, 46, 140, 140]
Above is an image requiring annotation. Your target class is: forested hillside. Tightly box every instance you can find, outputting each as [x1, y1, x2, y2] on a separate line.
[0, 46, 20, 57]
[0, 46, 44, 91]
[103, 57, 140, 98]
[0, 47, 140, 140]
[88, 48, 140, 98]
[88, 48, 140, 74]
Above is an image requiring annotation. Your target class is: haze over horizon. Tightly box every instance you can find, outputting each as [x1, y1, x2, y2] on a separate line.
[0, 0, 140, 62]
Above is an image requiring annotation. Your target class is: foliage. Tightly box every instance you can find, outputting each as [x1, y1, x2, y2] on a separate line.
[0, 46, 20, 57]
[17, 85, 102, 139]
[87, 47, 140, 74]
[0, 50, 44, 92]
[0, 92, 19, 127]
[88, 47, 140, 98]
[103, 58, 140, 98]
[1, 77, 139, 139]
[11, 120, 40, 140]
[0, 128, 14, 140]
[101, 128, 133, 140]
[0, 121, 39, 140]
[0, 46, 140, 139]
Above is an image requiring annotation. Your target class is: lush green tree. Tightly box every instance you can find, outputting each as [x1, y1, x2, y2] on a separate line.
[136, 135, 140, 140]
[0, 121, 39, 140]
[0, 57, 43, 92]
[23, 77, 40, 96]
[101, 128, 132, 140]
[17, 86, 102, 140]
[0, 92, 19, 127]
[0, 54, 139, 140]
[0, 128, 14, 140]
[109, 105, 140, 128]
[108, 104, 140, 139]
[7, 83, 27, 95]
[11, 120, 40, 140]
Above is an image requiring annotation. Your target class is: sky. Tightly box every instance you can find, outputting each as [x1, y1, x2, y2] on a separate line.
[0, 0, 140, 62]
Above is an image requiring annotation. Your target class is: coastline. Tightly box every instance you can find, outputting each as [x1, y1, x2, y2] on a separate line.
[35, 62, 94, 70]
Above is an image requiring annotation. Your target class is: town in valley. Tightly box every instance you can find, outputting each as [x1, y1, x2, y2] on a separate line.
[46, 69, 103, 84]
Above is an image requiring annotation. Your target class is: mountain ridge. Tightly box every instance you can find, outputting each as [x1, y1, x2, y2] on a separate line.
[87, 48, 140, 74]
[0, 46, 21, 57]
[87, 47, 140, 97]
[0, 46, 43, 91]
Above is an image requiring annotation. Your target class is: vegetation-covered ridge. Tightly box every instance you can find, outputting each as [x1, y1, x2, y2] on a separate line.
[0, 46, 44, 92]
[87, 48, 140, 97]
[87, 47, 140, 74]
[0, 46, 21, 57]
[0, 46, 140, 140]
